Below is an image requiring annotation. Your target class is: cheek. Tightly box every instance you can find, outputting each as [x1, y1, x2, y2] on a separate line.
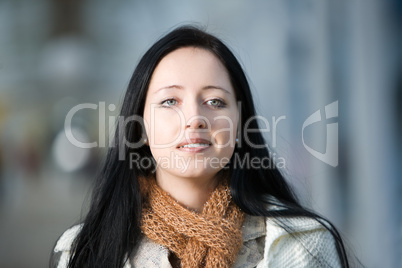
[145, 109, 183, 144]
[211, 115, 238, 145]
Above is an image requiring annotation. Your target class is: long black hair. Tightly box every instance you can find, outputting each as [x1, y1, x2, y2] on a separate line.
[66, 25, 349, 267]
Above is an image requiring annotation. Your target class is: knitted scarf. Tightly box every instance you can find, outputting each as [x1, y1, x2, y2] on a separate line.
[140, 178, 245, 267]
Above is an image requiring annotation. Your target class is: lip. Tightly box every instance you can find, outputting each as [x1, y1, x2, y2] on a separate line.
[176, 138, 212, 153]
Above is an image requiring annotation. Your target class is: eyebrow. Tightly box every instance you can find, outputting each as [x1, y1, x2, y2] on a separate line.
[155, 85, 231, 94]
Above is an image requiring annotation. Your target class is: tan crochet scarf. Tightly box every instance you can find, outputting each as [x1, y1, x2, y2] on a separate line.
[140, 177, 245, 267]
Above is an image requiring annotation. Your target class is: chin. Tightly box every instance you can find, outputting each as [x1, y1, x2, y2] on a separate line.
[173, 167, 221, 180]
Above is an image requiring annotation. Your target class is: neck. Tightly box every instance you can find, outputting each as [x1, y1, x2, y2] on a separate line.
[155, 170, 218, 212]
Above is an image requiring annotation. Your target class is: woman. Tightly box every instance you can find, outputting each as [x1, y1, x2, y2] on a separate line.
[51, 26, 349, 267]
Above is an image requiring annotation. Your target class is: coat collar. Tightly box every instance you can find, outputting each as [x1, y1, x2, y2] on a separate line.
[242, 214, 266, 242]
[233, 214, 266, 268]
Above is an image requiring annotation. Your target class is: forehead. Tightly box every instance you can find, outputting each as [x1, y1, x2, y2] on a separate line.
[159, 46, 224, 69]
[148, 47, 233, 93]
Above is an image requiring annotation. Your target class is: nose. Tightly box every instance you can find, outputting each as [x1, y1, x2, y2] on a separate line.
[183, 103, 207, 129]
[183, 98, 208, 129]
[186, 116, 207, 129]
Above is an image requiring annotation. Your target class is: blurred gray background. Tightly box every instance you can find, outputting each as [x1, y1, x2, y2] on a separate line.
[0, 0, 401, 267]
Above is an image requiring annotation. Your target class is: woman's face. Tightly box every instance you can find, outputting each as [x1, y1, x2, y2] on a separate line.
[143, 47, 238, 180]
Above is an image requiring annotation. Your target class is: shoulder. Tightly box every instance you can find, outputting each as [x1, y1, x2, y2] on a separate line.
[262, 216, 342, 267]
[50, 224, 83, 268]
[54, 224, 83, 252]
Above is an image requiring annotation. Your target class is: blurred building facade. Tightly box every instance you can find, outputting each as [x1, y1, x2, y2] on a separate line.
[0, 0, 400, 267]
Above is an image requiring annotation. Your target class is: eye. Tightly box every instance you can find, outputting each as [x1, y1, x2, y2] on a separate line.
[206, 98, 226, 108]
[161, 98, 178, 107]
